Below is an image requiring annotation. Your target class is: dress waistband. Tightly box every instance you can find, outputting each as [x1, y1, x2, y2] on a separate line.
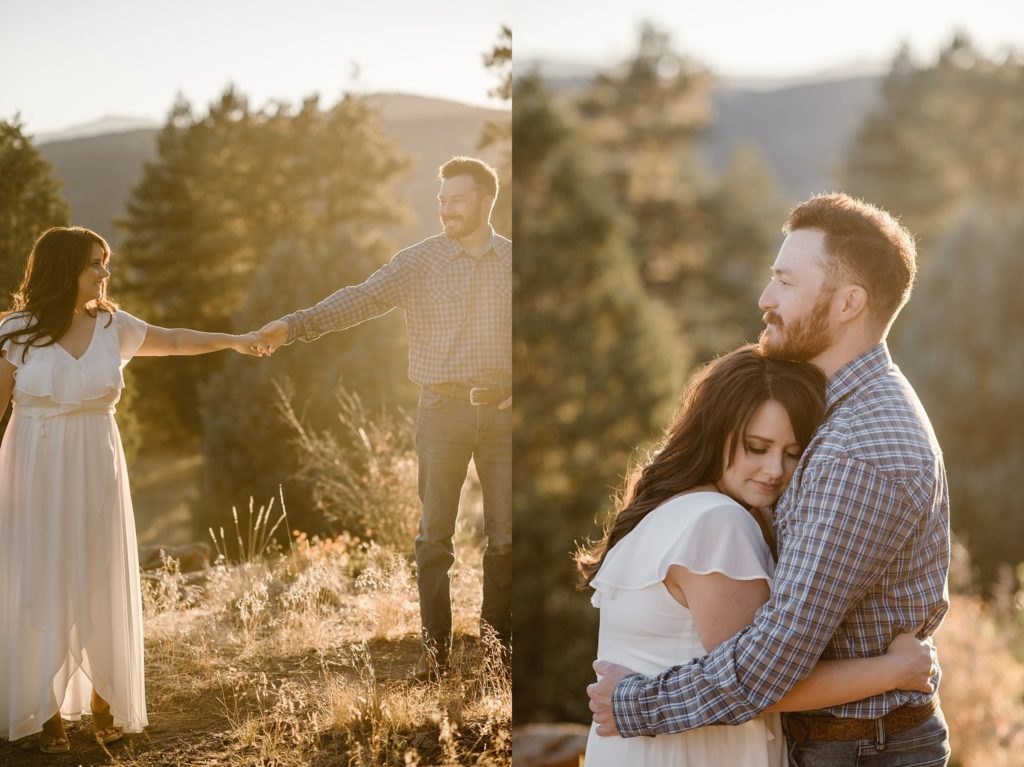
[14, 404, 116, 418]
[13, 404, 116, 436]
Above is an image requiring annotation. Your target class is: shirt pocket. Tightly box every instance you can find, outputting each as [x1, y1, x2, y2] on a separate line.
[475, 265, 511, 329]
[423, 271, 468, 331]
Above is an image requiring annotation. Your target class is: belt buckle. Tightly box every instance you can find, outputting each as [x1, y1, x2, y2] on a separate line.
[469, 387, 487, 406]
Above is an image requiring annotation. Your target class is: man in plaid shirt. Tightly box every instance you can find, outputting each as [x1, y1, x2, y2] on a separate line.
[257, 157, 511, 682]
[589, 194, 950, 765]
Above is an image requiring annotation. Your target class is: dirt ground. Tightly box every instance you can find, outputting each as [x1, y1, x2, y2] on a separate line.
[1, 634, 492, 767]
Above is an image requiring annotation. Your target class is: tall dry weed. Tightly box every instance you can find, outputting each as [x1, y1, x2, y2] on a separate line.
[208, 489, 293, 565]
[277, 384, 420, 550]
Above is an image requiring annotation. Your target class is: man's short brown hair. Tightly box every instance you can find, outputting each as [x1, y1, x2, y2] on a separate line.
[785, 193, 917, 332]
[439, 156, 499, 198]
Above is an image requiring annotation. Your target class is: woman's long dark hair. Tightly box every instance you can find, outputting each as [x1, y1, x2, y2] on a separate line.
[576, 344, 826, 586]
[0, 227, 117, 362]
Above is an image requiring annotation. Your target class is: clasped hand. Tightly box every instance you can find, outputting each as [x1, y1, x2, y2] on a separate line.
[236, 320, 289, 357]
[886, 631, 938, 693]
[587, 660, 635, 737]
[233, 332, 265, 356]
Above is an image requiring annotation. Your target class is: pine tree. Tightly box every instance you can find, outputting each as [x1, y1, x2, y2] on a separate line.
[513, 74, 684, 722]
[0, 119, 70, 435]
[119, 90, 257, 329]
[692, 146, 788, 357]
[574, 23, 785, 360]
[117, 88, 408, 442]
[894, 199, 1024, 586]
[843, 34, 1024, 253]
[0, 118, 69, 301]
[577, 21, 714, 300]
[117, 91, 254, 440]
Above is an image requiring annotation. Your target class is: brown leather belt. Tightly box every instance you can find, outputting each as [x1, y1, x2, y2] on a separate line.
[785, 697, 939, 742]
[423, 383, 510, 406]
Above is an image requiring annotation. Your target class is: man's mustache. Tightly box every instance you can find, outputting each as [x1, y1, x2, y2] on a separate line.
[763, 311, 783, 327]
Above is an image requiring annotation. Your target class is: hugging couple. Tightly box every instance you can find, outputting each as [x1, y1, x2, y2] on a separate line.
[581, 193, 950, 767]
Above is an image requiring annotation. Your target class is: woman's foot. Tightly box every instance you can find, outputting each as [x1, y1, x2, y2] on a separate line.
[90, 690, 123, 746]
[39, 710, 70, 754]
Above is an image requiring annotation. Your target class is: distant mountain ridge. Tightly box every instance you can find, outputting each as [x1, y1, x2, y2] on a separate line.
[36, 93, 509, 248]
[518, 61, 884, 202]
[517, 55, 886, 91]
[706, 76, 881, 201]
[36, 115, 162, 144]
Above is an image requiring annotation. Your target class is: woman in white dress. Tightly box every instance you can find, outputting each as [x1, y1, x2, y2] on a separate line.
[0, 227, 262, 753]
[577, 345, 936, 767]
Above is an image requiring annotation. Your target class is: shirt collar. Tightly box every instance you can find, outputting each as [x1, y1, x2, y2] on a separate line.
[825, 343, 892, 412]
[442, 227, 498, 261]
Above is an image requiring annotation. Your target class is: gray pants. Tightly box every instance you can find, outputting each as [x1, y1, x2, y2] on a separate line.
[414, 390, 512, 655]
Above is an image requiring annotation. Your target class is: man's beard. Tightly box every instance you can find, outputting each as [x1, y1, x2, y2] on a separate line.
[442, 206, 482, 238]
[759, 288, 835, 362]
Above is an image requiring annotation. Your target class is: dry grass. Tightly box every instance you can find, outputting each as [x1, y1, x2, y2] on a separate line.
[2, 476, 508, 766]
[938, 551, 1024, 767]
[321, 632, 511, 767]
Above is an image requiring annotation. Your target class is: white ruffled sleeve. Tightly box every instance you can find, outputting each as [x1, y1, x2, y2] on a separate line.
[0, 313, 32, 368]
[115, 310, 148, 366]
[590, 492, 774, 607]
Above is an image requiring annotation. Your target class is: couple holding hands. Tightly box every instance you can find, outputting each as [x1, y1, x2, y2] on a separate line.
[0, 156, 510, 752]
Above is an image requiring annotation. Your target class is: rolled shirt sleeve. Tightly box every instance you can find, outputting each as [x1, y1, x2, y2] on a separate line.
[283, 248, 415, 344]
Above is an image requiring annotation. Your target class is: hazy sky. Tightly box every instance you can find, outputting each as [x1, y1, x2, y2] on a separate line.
[0, 0, 510, 135]
[516, 0, 1024, 79]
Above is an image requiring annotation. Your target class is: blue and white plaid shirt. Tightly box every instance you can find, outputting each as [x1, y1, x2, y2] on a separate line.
[613, 343, 950, 735]
[283, 230, 511, 387]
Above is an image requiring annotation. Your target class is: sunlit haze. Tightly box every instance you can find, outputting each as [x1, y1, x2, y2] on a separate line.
[515, 0, 1024, 80]
[0, 0, 510, 135]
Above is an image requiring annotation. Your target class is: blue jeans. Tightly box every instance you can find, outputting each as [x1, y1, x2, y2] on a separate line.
[414, 390, 512, 655]
[785, 710, 950, 767]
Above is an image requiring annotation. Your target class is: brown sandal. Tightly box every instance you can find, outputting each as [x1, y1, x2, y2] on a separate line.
[91, 691, 123, 746]
[39, 710, 70, 754]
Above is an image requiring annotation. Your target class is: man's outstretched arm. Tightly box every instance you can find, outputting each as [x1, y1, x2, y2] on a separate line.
[257, 248, 415, 353]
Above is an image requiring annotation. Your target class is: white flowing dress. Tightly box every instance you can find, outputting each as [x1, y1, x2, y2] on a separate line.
[0, 309, 149, 740]
[585, 491, 785, 767]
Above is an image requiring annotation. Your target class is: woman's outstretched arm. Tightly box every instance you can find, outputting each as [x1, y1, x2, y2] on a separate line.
[135, 326, 263, 357]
